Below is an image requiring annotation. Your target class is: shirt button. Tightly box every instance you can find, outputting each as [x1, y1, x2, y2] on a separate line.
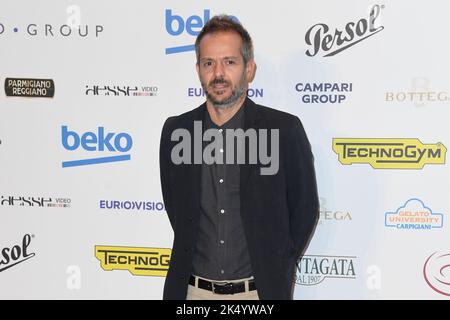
[220, 240, 225, 244]
[219, 148, 224, 153]
[218, 129, 223, 133]
[220, 209, 225, 214]
[221, 270, 225, 274]
[219, 179, 224, 184]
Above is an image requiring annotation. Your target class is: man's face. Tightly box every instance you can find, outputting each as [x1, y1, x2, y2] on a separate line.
[196, 31, 255, 109]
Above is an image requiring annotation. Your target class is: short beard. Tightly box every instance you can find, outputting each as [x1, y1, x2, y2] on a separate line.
[201, 72, 247, 110]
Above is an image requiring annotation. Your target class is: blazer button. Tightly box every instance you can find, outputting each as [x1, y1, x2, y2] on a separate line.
[188, 217, 194, 222]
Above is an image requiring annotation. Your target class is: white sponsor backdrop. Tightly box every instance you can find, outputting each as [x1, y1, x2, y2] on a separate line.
[0, 0, 449, 299]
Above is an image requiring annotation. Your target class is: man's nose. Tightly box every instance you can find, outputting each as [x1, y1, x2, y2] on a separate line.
[213, 61, 225, 77]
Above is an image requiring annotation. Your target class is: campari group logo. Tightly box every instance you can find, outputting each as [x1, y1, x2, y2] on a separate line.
[305, 4, 384, 57]
[295, 255, 357, 286]
[332, 138, 446, 169]
[165, 9, 238, 54]
[0, 6, 104, 39]
[294, 82, 353, 104]
[95, 245, 171, 277]
[423, 252, 450, 296]
[385, 199, 443, 230]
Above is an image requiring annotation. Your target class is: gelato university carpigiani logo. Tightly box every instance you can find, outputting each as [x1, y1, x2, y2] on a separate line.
[95, 245, 171, 277]
[332, 138, 446, 169]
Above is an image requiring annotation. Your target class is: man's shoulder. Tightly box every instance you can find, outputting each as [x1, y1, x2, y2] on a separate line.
[163, 104, 205, 129]
[252, 101, 300, 127]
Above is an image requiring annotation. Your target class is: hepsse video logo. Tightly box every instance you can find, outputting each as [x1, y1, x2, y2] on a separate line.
[61, 126, 132, 168]
[165, 9, 238, 54]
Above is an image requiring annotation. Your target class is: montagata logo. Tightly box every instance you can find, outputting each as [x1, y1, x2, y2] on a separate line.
[61, 125, 132, 168]
[305, 4, 384, 57]
[0, 234, 36, 273]
[95, 245, 171, 277]
[165, 9, 238, 54]
[385, 199, 443, 230]
[332, 138, 446, 169]
[295, 255, 357, 286]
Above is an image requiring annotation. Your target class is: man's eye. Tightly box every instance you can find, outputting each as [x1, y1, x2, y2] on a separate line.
[226, 60, 236, 65]
[204, 61, 213, 67]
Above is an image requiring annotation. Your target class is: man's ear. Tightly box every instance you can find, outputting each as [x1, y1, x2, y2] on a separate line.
[246, 59, 257, 83]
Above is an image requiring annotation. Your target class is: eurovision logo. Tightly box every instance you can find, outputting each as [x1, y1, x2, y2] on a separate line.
[95, 245, 171, 277]
[99, 200, 165, 212]
[385, 199, 443, 230]
[0, 234, 36, 273]
[188, 87, 263, 98]
[332, 138, 446, 169]
[305, 4, 384, 57]
[4, 78, 55, 98]
[423, 252, 450, 296]
[295, 255, 356, 286]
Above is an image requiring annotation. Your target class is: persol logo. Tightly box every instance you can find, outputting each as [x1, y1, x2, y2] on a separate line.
[0, 234, 36, 273]
[305, 4, 385, 57]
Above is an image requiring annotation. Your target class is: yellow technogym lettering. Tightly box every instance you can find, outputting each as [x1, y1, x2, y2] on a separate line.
[95, 245, 171, 277]
[332, 138, 446, 169]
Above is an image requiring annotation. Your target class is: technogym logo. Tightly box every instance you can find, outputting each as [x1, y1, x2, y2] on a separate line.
[170, 121, 279, 175]
[61, 125, 132, 168]
[332, 138, 446, 169]
[95, 245, 171, 277]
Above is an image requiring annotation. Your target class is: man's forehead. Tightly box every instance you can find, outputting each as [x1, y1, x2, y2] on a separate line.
[199, 30, 243, 47]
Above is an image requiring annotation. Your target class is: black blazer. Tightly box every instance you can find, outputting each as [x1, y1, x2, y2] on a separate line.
[159, 98, 319, 300]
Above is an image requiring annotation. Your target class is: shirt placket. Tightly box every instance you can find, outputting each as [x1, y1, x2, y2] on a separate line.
[217, 127, 227, 279]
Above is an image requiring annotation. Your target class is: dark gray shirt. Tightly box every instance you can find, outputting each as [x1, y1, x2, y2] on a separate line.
[191, 104, 253, 280]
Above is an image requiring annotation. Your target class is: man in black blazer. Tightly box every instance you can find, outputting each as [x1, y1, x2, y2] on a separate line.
[159, 15, 319, 300]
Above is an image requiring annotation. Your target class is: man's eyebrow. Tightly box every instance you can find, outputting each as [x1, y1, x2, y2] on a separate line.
[199, 56, 240, 61]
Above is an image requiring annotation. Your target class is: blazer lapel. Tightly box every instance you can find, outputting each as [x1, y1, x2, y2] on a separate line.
[240, 98, 263, 198]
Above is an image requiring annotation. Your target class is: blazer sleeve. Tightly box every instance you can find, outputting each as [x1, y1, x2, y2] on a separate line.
[159, 117, 176, 230]
[285, 116, 319, 256]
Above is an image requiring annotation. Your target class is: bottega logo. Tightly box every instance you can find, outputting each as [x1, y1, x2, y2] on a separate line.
[95, 245, 171, 277]
[305, 4, 384, 57]
[332, 138, 446, 169]
[0, 234, 36, 273]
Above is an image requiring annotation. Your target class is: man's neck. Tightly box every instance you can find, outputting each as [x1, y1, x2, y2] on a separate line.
[206, 95, 246, 127]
